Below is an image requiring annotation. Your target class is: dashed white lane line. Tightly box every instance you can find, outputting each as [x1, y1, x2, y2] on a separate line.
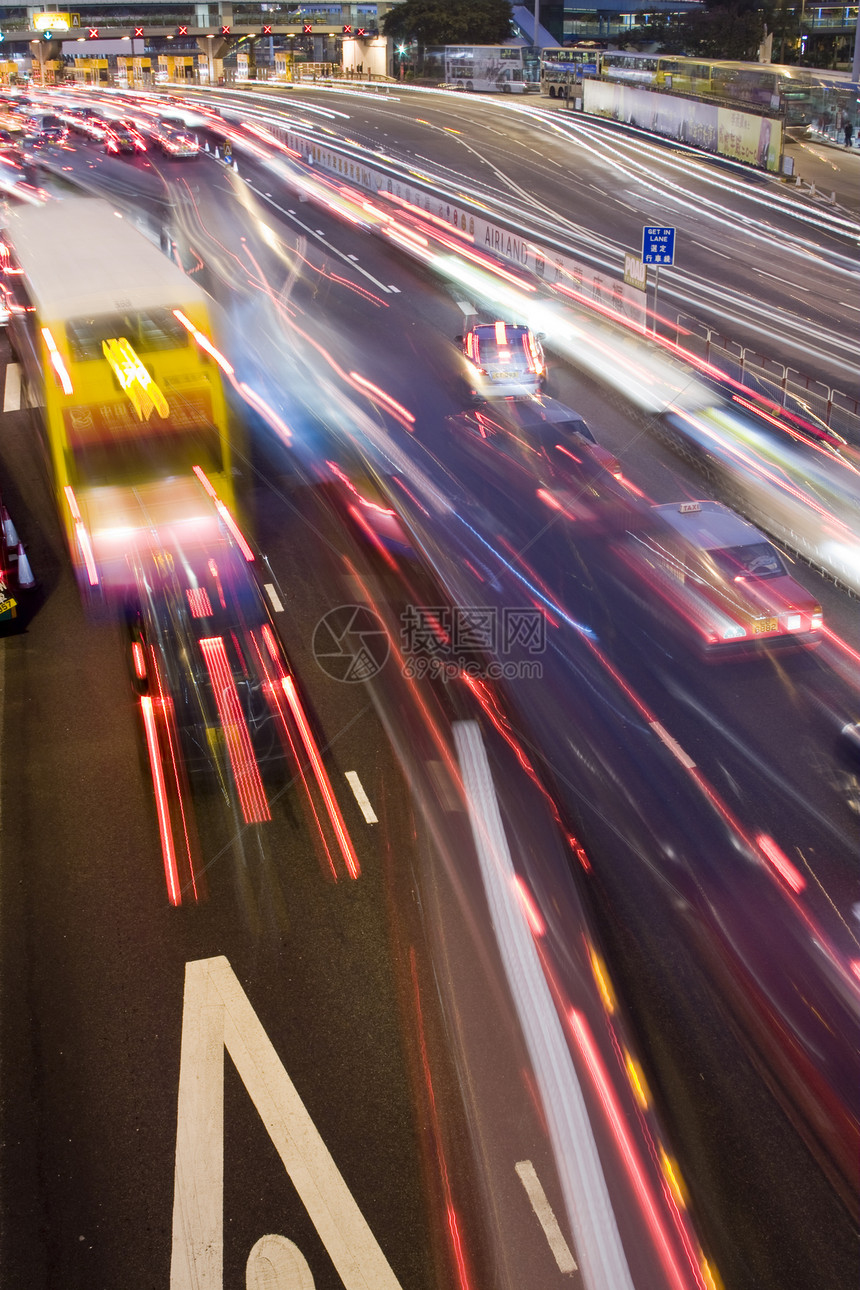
[264, 583, 284, 613]
[691, 240, 732, 259]
[245, 182, 393, 294]
[515, 1160, 578, 1274]
[650, 720, 696, 770]
[345, 770, 378, 823]
[3, 363, 21, 413]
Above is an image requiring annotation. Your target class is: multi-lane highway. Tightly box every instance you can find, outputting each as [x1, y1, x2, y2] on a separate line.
[0, 86, 858, 1290]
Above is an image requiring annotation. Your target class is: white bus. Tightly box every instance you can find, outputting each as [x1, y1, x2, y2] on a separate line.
[434, 45, 527, 93]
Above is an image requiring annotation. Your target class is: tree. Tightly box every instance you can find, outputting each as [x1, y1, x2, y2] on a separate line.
[382, 0, 514, 46]
[622, 3, 766, 61]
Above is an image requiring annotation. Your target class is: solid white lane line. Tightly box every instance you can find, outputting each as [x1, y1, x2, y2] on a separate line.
[3, 363, 21, 413]
[454, 720, 635, 1290]
[264, 583, 284, 613]
[345, 770, 378, 823]
[516, 1160, 578, 1274]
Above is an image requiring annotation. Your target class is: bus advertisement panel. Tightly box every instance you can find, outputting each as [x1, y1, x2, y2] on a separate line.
[583, 78, 782, 171]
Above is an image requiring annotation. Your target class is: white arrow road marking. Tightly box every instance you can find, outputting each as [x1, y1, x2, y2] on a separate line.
[246, 1235, 315, 1289]
[171, 956, 402, 1290]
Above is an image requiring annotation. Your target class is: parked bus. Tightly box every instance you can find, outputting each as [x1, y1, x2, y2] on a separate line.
[429, 45, 527, 93]
[539, 46, 602, 97]
[1, 197, 235, 600]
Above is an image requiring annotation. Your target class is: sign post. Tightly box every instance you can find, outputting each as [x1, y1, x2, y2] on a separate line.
[641, 226, 675, 336]
[623, 253, 648, 331]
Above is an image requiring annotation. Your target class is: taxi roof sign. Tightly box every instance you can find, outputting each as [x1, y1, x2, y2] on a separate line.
[679, 502, 702, 513]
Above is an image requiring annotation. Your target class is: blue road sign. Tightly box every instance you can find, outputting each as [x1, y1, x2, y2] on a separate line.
[642, 226, 675, 265]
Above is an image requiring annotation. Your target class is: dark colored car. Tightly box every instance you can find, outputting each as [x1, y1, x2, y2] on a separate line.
[104, 121, 147, 154]
[446, 395, 629, 530]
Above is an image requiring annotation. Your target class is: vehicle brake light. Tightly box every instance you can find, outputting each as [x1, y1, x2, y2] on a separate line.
[494, 321, 507, 344]
[132, 639, 147, 680]
[811, 608, 823, 629]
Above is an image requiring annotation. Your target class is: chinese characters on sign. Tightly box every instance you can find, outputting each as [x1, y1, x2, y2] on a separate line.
[400, 606, 545, 681]
[642, 226, 676, 266]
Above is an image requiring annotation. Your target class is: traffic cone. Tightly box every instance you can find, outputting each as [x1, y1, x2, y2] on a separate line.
[232, 159, 238, 173]
[204, 138, 210, 152]
[16, 543, 35, 588]
[2, 507, 19, 549]
[214, 146, 220, 159]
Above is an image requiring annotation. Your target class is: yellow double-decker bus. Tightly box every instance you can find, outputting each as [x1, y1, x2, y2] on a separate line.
[1, 197, 236, 600]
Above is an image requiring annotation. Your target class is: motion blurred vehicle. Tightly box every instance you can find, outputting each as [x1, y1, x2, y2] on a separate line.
[154, 123, 199, 158]
[23, 113, 67, 147]
[660, 402, 860, 595]
[103, 121, 147, 154]
[319, 446, 414, 560]
[447, 395, 631, 531]
[473, 393, 621, 476]
[458, 321, 546, 400]
[0, 484, 32, 625]
[0, 112, 23, 151]
[65, 106, 111, 139]
[619, 499, 823, 653]
[3, 198, 235, 602]
[129, 509, 286, 788]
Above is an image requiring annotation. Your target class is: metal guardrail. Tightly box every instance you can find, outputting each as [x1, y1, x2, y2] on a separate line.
[675, 314, 860, 443]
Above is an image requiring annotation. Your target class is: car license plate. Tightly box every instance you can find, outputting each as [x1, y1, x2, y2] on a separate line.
[489, 370, 517, 379]
[753, 617, 777, 633]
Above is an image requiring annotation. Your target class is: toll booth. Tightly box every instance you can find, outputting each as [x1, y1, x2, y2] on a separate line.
[30, 59, 63, 87]
[297, 62, 338, 81]
[274, 51, 304, 81]
[72, 58, 109, 86]
[133, 57, 152, 87]
[157, 54, 195, 84]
